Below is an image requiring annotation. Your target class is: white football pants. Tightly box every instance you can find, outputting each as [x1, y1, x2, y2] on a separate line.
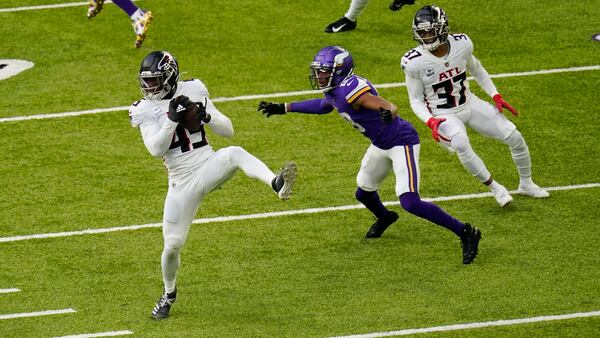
[436, 96, 532, 183]
[160, 146, 276, 293]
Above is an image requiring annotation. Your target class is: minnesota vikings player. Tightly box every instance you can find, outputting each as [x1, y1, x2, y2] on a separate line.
[258, 46, 481, 265]
[130, 51, 298, 320]
[402, 5, 549, 207]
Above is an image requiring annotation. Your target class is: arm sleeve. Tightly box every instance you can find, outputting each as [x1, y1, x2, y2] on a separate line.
[139, 118, 178, 157]
[467, 54, 498, 97]
[405, 73, 433, 123]
[288, 98, 333, 114]
[204, 97, 234, 138]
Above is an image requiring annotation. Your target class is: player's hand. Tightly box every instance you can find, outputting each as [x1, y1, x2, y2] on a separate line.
[389, 0, 415, 11]
[380, 108, 393, 125]
[426, 117, 447, 142]
[493, 94, 518, 116]
[258, 101, 286, 117]
[195, 98, 211, 123]
[168, 95, 192, 122]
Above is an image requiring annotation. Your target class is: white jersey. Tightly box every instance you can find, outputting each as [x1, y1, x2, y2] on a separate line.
[401, 33, 499, 123]
[129, 79, 234, 178]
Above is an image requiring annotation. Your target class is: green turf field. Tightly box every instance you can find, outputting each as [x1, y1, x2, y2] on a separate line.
[1, 0, 599, 337]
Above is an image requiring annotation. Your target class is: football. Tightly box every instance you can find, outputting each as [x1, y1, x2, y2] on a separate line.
[180, 102, 202, 132]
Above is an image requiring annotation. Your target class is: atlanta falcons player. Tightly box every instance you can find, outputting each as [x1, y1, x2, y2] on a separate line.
[401, 5, 549, 207]
[129, 50, 297, 320]
[258, 46, 481, 265]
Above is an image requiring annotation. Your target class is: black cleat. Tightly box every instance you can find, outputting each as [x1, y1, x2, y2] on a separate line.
[324, 16, 357, 33]
[365, 211, 399, 238]
[151, 288, 177, 320]
[460, 223, 481, 264]
[389, 0, 415, 11]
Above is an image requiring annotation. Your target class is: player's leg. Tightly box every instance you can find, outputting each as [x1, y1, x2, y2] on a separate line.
[391, 144, 481, 264]
[438, 114, 512, 207]
[324, 0, 367, 33]
[202, 146, 297, 200]
[468, 97, 549, 198]
[109, 0, 153, 47]
[152, 181, 201, 320]
[356, 145, 399, 238]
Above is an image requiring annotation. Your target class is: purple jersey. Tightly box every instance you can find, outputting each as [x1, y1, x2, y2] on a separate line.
[323, 75, 419, 149]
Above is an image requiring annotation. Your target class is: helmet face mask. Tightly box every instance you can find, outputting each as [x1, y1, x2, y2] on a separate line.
[138, 51, 179, 100]
[412, 6, 449, 52]
[309, 46, 354, 91]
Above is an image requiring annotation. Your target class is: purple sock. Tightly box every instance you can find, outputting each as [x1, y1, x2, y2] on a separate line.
[112, 0, 139, 16]
[399, 192, 465, 237]
[355, 188, 390, 220]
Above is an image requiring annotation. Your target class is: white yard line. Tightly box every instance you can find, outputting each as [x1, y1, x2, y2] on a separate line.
[0, 308, 76, 320]
[0, 288, 21, 293]
[0, 1, 142, 13]
[55, 330, 134, 338]
[0, 65, 598, 123]
[328, 310, 600, 337]
[0, 183, 597, 244]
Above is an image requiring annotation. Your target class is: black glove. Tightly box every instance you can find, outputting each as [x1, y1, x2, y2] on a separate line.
[380, 108, 393, 125]
[194, 98, 211, 123]
[389, 0, 415, 11]
[168, 95, 192, 122]
[258, 101, 286, 118]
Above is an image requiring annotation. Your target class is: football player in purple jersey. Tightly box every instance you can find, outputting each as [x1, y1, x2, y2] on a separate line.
[258, 46, 481, 265]
[402, 6, 549, 207]
[86, 0, 153, 48]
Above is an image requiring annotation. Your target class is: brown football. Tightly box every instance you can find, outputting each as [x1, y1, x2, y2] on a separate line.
[180, 102, 202, 132]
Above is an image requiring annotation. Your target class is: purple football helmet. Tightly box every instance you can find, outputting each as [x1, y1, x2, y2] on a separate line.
[309, 46, 354, 91]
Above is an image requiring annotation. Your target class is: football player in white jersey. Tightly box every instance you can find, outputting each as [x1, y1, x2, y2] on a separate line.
[401, 5, 549, 207]
[129, 51, 298, 320]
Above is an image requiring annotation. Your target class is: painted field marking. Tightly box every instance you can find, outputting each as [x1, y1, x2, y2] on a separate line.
[0, 288, 20, 293]
[0, 65, 598, 123]
[0, 1, 142, 13]
[0, 183, 598, 244]
[0, 308, 76, 320]
[55, 330, 134, 338]
[329, 310, 600, 337]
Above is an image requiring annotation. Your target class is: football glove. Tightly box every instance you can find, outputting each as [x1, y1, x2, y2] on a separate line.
[380, 108, 393, 125]
[168, 95, 192, 122]
[426, 117, 447, 143]
[258, 101, 286, 117]
[493, 94, 519, 116]
[389, 0, 415, 11]
[195, 98, 211, 123]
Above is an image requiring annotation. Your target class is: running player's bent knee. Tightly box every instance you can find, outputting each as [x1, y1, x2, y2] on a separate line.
[164, 236, 184, 250]
[400, 192, 422, 215]
[504, 130, 526, 149]
[450, 133, 470, 153]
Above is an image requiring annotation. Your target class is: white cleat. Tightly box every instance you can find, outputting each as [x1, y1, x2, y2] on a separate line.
[493, 185, 513, 207]
[274, 162, 297, 200]
[517, 183, 550, 198]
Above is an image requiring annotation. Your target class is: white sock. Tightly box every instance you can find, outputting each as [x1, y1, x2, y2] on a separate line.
[130, 8, 144, 21]
[344, 0, 369, 21]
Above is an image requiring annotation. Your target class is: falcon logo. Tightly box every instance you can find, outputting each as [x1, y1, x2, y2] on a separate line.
[158, 53, 178, 73]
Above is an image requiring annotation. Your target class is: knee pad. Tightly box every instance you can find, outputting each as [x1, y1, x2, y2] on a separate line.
[164, 235, 184, 251]
[450, 133, 471, 154]
[504, 130, 526, 149]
